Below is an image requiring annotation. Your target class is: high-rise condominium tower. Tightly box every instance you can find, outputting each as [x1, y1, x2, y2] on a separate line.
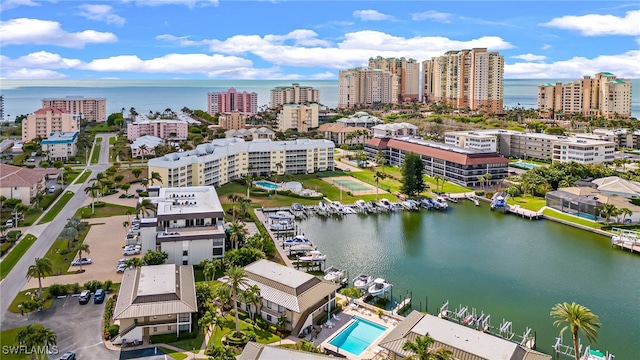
[338, 68, 398, 109]
[368, 56, 420, 102]
[269, 83, 320, 108]
[422, 48, 504, 113]
[207, 88, 258, 116]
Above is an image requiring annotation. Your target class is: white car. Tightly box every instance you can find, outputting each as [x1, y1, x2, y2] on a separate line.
[118, 258, 128, 265]
[116, 264, 127, 273]
[71, 258, 92, 266]
[122, 246, 141, 255]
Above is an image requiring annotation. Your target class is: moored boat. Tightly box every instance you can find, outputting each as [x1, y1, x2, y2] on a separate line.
[353, 274, 373, 290]
[283, 235, 312, 246]
[298, 250, 327, 262]
[269, 220, 294, 231]
[368, 278, 392, 296]
[323, 266, 346, 283]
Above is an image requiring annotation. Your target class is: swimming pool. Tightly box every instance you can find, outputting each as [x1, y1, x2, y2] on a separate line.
[254, 180, 280, 190]
[510, 162, 541, 170]
[328, 317, 387, 356]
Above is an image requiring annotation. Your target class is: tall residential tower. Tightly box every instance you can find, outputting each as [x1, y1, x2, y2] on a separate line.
[207, 87, 258, 116]
[338, 68, 398, 109]
[41, 96, 107, 122]
[368, 56, 420, 102]
[269, 83, 320, 108]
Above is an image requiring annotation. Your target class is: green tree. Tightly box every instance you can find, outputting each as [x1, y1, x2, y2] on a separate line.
[276, 315, 291, 333]
[205, 345, 235, 360]
[131, 168, 143, 179]
[229, 221, 249, 250]
[225, 266, 249, 337]
[84, 182, 101, 214]
[125, 257, 144, 268]
[26, 257, 53, 298]
[551, 302, 602, 360]
[598, 203, 618, 225]
[150, 171, 162, 186]
[75, 243, 90, 272]
[136, 198, 157, 218]
[374, 171, 388, 200]
[402, 334, 454, 360]
[143, 250, 169, 265]
[16, 325, 57, 353]
[401, 152, 426, 197]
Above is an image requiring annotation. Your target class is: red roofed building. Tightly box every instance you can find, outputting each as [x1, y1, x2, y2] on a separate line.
[22, 107, 79, 142]
[365, 137, 509, 187]
[0, 164, 59, 206]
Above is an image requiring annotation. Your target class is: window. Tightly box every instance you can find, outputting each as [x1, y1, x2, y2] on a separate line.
[168, 326, 172, 331]
[266, 315, 272, 322]
[183, 260, 188, 265]
[153, 327, 157, 333]
[182, 250, 188, 256]
[278, 305, 284, 313]
[266, 301, 272, 309]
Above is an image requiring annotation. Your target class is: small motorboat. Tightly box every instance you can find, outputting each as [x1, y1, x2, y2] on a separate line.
[342, 206, 357, 214]
[269, 220, 294, 231]
[434, 197, 449, 209]
[400, 201, 413, 210]
[407, 199, 420, 210]
[353, 274, 373, 290]
[289, 244, 316, 252]
[367, 201, 380, 213]
[283, 235, 312, 246]
[268, 210, 295, 220]
[379, 198, 392, 210]
[298, 250, 327, 262]
[368, 278, 392, 296]
[318, 201, 329, 213]
[583, 349, 608, 360]
[323, 266, 346, 283]
[355, 199, 367, 212]
[291, 203, 304, 212]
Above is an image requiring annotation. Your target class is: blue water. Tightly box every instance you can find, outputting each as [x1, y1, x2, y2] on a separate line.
[255, 180, 280, 189]
[510, 162, 541, 170]
[328, 317, 387, 356]
[1, 79, 638, 119]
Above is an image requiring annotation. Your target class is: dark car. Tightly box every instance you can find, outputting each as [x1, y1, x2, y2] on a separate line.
[79, 290, 91, 304]
[94, 289, 105, 304]
[58, 351, 76, 360]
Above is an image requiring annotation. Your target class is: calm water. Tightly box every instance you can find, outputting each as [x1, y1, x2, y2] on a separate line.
[1, 79, 639, 119]
[296, 202, 640, 359]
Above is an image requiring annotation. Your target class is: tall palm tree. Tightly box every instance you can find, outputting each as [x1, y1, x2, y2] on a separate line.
[203, 261, 217, 283]
[551, 302, 602, 360]
[123, 221, 130, 238]
[374, 171, 388, 200]
[136, 199, 157, 218]
[229, 221, 248, 250]
[402, 334, 454, 360]
[84, 182, 101, 214]
[125, 257, 145, 268]
[16, 325, 57, 351]
[599, 203, 618, 225]
[225, 266, 249, 337]
[75, 243, 90, 272]
[150, 171, 162, 186]
[26, 257, 53, 298]
[620, 208, 632, 223]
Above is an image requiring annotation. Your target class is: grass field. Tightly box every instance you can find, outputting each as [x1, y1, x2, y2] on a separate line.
[158, 347, 187, 360]
[38, 191, 75, 224]
[0, 325, 45, 360]
[76, 170, 92, 184]
[60, 170, 83, 185]
[43, 225, 92, 275]
[508, 195, 547, 211]
[74, 203, 135, 219]
[543, 208, 602, 229]
[424, 175, 472, 194]
[207, 315, 280, 348]
[109, 137, 116, 145]
[0, 234, 37, 280]
[8, 288, 54, 314]
[90, 144, 101, 165]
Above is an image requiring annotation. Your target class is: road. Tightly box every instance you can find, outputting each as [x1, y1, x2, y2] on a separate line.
[0, 134, 115, 330]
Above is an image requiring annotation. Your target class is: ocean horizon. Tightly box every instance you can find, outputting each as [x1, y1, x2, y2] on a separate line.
[1, 79, 639, 119]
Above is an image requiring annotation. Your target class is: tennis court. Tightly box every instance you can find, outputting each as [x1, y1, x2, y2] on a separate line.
[323, 176, 387, 196]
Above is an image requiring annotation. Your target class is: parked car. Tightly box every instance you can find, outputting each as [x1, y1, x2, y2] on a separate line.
[123, 247, 140, 255]
[94, 289, 105, 304]
[27, 158, 36, 163]
[48, 186, 57, 193]
[78, 290, 91, 304]
[116, 264, 127, 273]
[71, 258, 92, 266]
[5, 219, 13, 227]
[58, 352, 76, 360]
[118, 258, 128, 265]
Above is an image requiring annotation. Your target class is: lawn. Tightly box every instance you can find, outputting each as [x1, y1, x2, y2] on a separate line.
[12, 153, 28, 166]
[151, 331, 205, 353]
[59, 170, 82, 185]
[39, 189, 63, 210]
[109, 137, 116, 145]
[90, 144, 101, 165]
[543, 208, 602, 229]
[38, 191, 74, 224]
[207, 315, 280, 348]
[158, 347, 187, 360]
[18, 208, 42, 227]
[0, 234, 37, 280]
[74, 202, 135, 219]
[423, 175, 472, 194]
[8, 288, 54, 314]
[508, 195, 547, 211]
[0, 325, 55, 360]
[76, 170, 92, 184]
[43, 225, 92, 275]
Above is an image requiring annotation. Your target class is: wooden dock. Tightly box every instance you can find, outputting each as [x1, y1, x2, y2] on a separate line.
[392, 298, 411, 314]
[611, 228, 640, 254]
[506, 205, 543, 220]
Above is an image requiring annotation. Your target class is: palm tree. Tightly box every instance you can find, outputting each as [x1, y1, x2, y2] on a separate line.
[138, 144, 148, 163]
[198, 307, 218, 334]
[484, 172, 493, 190]
[16, 325, 57, 352]
[75, 243, 90, 272]
[225, 266, 249, 337]
[150, 171, 162, 186]
[276, 315, 291, 333]
[551, 302, 602, 360]
[477, 174, 486, 191]
[374, 170, 388, 200]
[229, 221, 248, 250]
[26, 257, 53, 298]
[214, 285, 232, 310]
[599, 203, 618, 225]
[275, 162, 284, 180]
[125, 257, 145, 268]
[620, 207, 632, 224]
[203, 261, 217, 283]
[84, 182, 101, 214]
[402, 334, 454, 360]
[136, 198, 157, 218]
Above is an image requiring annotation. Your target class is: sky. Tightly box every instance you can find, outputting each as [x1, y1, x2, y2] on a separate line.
[1, 0, 639, 80]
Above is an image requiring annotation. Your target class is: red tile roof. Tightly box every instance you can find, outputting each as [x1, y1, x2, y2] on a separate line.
[0, 164, 59, 188]
[367, 138, 509, 166]
[34, 107, 67, 114]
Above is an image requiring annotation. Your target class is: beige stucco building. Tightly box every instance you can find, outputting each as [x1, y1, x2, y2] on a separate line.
[317, 123, 371, 145]
[422, 48, 504, 113]
[338, 67, 399, 108]
[270, 83, 320, 108]
[147, 138, 334, 188]
[22, 107, 79, 143]
[277, 103, 319, 132]
[127, 118, 189, 141]
[369, 56, 420, 102]
[0, 164, 58, 206]
[218, 111, 247, 130]
[41, 96, 106, 122]
[41, 132, 78, 161]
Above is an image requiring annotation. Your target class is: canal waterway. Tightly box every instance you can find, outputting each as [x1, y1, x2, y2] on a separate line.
[295, 201, 640, 359]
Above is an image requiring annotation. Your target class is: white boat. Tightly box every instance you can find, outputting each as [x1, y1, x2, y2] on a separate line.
[367, 201, 380, 213]
[353, 274, 373, 290]
[289, 244, 316, 252]
[298, 250, 327, 262]
[318, 201, 329, 213]
[323, 266, 346, 283]
[268, 210, 295, 220]
[435, 197, 449, 209]
[400, 201, 413, 210]
[269, 220, 294, 231]
[342, 206, 357, 214]
[407, 199, 420, 210]
[368, 278, 392, 296]
[330, 201, 344, 214]
[582, 348, 608, 360]
[355, 200, 367, 212]
[378, 199, 391, 211]
[283, 235, 312, 246]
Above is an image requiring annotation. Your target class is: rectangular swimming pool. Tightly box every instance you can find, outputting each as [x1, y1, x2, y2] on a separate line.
[328, 317, 387, 356]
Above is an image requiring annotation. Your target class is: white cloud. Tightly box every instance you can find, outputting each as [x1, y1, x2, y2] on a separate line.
[78, 4, 126, 26]
[0, 18, 117, 48]
[411, 11, 451, 23]
[81, 53, 253, 74]
[310, 71, 336, 80]
[1, 51, 83, 69]
[353, 10, 394, 21]
[541, 44, 552, 50]
[505, 50, 640, 78]
[1, 68, 67, 79]
[541, 10, 640, 36]
[123, 0, 218, 8]
[0, 0, 39, 11]
[511, 53, 547, 62]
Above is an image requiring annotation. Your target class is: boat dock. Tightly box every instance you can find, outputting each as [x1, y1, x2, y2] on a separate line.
[392, 298, 411, 314]
[506, 204, 543, 220]
[611, 228, 640, 254]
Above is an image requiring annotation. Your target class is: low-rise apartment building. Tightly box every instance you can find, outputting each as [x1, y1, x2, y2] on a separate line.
[147, 138, 334, 188]
[0, 164, 58, 206]
[277, 103, 319, 132]
[41, 132, 78, 161]
[127, 118, 189, 141]
[218, 111, 247, 130]
[227, 260, 340, 336]
[317, 123, 371, 146]
[225, 127, 275, 141]
[138, 187, 226, 265]
[131, 135, 164, 158]
[113, 264, 197, 344]
[22, 107, 79, 142]
[445, 131, 497, 152]
[336, 112, 383, 129]
[372, 123, 419, 138]
[41, 96, 106, 122]
[365, 137, 509, 187]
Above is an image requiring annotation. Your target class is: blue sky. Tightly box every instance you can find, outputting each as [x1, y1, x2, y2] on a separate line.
[1, 0, 639, 80]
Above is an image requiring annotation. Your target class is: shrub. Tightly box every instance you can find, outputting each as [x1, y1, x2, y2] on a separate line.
[84, 280, 102, 292]
[26, 164, 36, 169]
[70, 283, 81, 293]
[107, 324, 120, 337]
[475, 190, 486, 196]
[7, 230, 22, 241]
[93, 201, 106, 208]
[244, 318, 254, 325]
[48, 284, 68, 297]
[103, 280, 113, 291]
